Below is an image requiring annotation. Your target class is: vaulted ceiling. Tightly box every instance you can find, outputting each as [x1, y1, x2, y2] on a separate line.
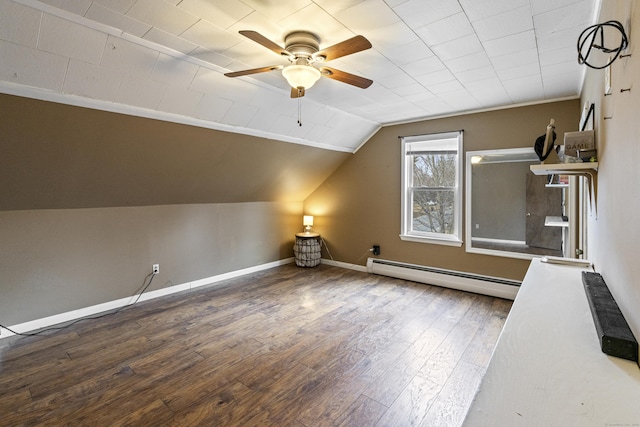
[0, 0, 598, 152]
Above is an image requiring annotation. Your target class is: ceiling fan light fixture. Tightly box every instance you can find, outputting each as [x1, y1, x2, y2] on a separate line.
[282, 64, 321, 90]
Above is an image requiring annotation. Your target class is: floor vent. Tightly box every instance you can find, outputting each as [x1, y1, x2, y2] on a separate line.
[366, 258, 520, 300]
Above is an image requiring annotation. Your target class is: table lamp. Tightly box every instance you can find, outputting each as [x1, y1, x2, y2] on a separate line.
[303, 215, 314, 233]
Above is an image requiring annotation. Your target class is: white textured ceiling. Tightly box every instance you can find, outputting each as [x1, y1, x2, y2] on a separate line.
[0, 0, 598, 152]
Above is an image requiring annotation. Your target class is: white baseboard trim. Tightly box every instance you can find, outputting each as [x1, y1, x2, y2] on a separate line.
[320, 258, 368, 272]
[0, 257, 294, 339]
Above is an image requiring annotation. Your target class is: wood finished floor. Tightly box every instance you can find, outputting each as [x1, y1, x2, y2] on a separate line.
[0, 264, 512, 426]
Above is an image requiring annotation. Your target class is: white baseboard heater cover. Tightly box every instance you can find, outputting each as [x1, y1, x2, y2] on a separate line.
[366, 258, 520, 300]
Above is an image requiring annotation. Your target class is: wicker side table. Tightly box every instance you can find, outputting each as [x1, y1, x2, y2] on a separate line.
[293, 232, 321, 267]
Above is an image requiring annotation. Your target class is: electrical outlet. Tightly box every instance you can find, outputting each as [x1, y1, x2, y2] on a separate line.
[152, 264, 159, 275]
[373, 245, 380, 256]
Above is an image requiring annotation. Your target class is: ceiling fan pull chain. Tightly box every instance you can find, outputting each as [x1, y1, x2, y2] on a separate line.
[298, 97, 302, 126]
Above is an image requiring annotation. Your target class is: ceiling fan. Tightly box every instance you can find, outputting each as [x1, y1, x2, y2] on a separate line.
[224, 30, 373, 98]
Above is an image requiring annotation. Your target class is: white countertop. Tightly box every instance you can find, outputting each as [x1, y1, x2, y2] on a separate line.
[464, 258, 640, 426]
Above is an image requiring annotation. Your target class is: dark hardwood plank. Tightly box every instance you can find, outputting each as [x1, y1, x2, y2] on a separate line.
[334, 394, 388, 427]
[0, 264, 512, 426]
[362, 326, 449, 408]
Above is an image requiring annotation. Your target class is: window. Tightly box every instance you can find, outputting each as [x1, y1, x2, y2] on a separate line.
[401, 131, 463, 246]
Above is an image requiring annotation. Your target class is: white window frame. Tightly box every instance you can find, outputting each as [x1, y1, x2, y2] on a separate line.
[400, 131, 463, 247]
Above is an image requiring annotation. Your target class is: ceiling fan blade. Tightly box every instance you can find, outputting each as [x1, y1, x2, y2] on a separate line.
[290, 87, 305, 98]
[316, 35, 372, 61]
[239, 30, 292, 58]
[320, 67, 373, 89]
[224, 65, 283, 78]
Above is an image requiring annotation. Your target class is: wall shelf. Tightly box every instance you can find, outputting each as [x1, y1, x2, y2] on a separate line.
[531, 162, 598, 215]
[545, 216, 569, 228]
[530, 162, 598, 175]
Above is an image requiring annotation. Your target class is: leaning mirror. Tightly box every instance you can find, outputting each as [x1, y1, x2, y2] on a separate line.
[466, 147, 565, 260]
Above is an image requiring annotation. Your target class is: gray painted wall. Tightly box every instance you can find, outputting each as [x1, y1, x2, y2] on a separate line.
[0, 202, 300, 324]
[0, 94, 343, 326]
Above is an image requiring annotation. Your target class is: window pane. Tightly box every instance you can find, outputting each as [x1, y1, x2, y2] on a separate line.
[401, 131, 462, 245]
[412, 189, 455, 234]
[412, 154, 457, 187]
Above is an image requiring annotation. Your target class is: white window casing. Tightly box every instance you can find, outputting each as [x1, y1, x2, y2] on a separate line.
[400, 131, 463, 247]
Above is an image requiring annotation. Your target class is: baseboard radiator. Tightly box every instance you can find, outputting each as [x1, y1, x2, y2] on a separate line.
[366, 258, 520, 300]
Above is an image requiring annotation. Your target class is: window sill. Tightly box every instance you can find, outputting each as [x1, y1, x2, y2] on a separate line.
[399, 234, 463, 247]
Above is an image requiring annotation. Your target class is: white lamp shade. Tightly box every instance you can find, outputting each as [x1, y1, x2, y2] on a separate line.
[282, 65, 321, 89]
[303, 215, 314, 227]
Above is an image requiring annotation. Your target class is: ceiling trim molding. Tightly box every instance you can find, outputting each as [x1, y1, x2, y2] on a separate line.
[15, 0, 241, 77]
[383, 95, 582, 127]
[0, 82, 355, 153]
[353, 127, 383, 154]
